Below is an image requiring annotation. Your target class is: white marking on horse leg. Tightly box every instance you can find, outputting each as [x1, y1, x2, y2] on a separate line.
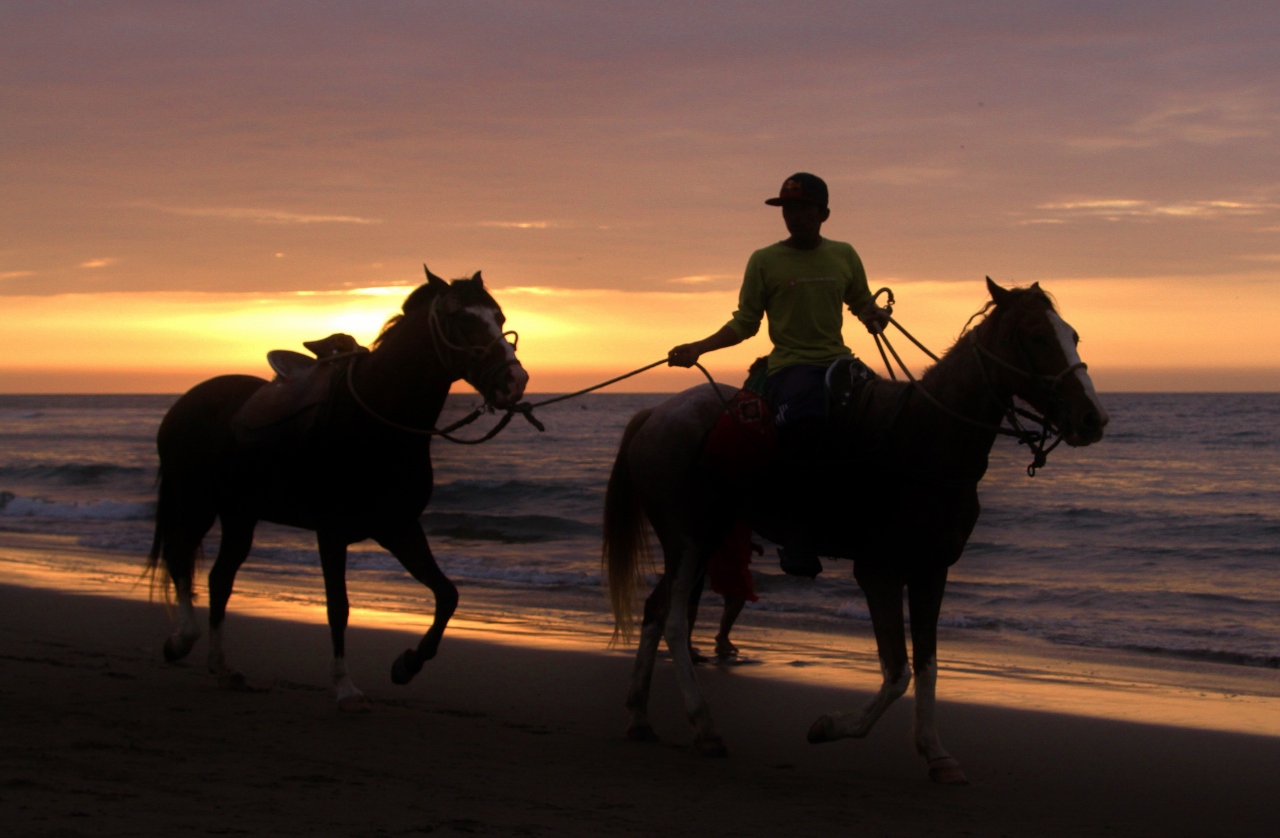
[162, 586, 202, 662]
[332, 656, 366, 708]
[824, 660, 912, 740]
[1048, 311, 1109, 425]
[178, 590, 199, 642]
[912, 658, 949, 760]
[662, 549, 720, 747]
[626, 619, 664, 730]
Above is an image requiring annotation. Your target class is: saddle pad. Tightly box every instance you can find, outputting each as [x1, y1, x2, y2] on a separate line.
[702, 387, 777, 481]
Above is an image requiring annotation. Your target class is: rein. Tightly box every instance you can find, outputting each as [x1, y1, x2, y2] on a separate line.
[867, 286, 1075, 476]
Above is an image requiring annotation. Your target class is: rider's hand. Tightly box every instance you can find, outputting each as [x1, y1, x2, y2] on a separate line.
[668, 344, 700, 368]
[858, 304, 890, 335]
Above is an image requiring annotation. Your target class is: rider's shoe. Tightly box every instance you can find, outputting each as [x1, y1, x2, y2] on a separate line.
[778, 545, 823, 579]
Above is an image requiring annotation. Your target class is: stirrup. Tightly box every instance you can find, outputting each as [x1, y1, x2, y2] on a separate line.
[778, 546, 823, 579]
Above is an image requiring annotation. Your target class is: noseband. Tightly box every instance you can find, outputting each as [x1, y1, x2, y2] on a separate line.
[968, 340, 1085, 475]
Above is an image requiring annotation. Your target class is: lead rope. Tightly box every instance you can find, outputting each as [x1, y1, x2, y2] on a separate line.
[347, 346, 731, 445]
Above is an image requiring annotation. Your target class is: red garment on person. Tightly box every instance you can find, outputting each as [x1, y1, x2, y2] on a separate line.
[707, 519, 759, 602]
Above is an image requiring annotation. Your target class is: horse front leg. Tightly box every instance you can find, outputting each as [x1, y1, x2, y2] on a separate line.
[625, 573, 672, 743]
[663, 543, 724, 756]
[318, 531, 369, 712]
[205, 515, 256, 689]
[908, 567, 968, 785]
[808, 567, 911, 743]
[374, 522, 458, 686]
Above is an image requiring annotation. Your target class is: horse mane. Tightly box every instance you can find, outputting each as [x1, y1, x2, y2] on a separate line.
[371, 275, 491, 349]
[919, 284, 1056, 387]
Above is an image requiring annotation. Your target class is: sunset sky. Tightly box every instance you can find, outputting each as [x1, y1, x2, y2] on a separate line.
[2, 2, 1278, 392]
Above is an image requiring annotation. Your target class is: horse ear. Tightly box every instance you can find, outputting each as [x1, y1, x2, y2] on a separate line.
[986, 276, 1012, 306]
[470, 270, 484, 288]
[424, 265, 448, 292]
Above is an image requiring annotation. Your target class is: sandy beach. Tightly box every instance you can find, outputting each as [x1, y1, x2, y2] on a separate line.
[3, 563, 1280, 837]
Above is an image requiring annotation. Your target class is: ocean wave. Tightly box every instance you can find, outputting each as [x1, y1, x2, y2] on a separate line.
[0, 463, 152, 486]
[422, 511, 597, 543]
[429, 477, 602, 508]
[0, 491, 155, 521]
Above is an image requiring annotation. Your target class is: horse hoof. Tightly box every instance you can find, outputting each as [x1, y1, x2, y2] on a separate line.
[390, 649, 423, 685]
[807, 715, 838, 744]
[216, 670, 250, 691]
[163, 635, 193, 662]
[928, 756, 970, 785]
[693, 736, 728, 758]
[626, 724, 660, 743]
[337, 694, 372, 713]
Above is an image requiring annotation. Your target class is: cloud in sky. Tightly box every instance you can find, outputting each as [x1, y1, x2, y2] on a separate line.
[143, 205, 382, 225]
[78, 258, 118, 268]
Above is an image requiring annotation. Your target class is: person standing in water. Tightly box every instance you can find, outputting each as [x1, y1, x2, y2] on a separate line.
[668, 172, 889, 578]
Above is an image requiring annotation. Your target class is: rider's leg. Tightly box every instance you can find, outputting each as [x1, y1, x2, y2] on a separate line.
[764, 364, 831, 578]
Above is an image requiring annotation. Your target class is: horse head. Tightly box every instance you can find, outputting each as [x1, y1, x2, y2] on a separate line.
[380, 268, 530, 408]
[981, 278, 1109, 447]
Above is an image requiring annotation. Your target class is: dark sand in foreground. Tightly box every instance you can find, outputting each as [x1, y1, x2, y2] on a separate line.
[2, 582, 1278, 837]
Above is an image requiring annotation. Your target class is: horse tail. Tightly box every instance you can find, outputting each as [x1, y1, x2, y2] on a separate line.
[145, 465, 204, 606]
[145, 466, 174, 604]
[603, 408, 654, 646]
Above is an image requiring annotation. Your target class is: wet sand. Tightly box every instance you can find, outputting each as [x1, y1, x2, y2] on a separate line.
[3, 581, 1279, 837]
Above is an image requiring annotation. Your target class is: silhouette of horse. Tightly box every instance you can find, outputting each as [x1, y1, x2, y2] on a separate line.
[603, 279, 1109, 782]
[147, 271, 529, 709]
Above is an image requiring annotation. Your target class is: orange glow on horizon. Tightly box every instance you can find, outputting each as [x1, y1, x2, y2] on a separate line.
[2, 276, 1280, 393]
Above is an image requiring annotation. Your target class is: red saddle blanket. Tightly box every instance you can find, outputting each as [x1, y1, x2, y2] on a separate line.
[700, 385, 776, 602]
[702, 386, 777, 481]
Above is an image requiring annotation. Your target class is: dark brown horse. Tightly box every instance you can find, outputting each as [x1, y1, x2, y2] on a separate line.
[147, 271, 528, 709]
[603, 279, 1108, 782]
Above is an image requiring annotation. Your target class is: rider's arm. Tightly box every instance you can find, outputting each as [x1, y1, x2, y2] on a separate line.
[668, 325, 742, 368]
[843, 246, 890, 334]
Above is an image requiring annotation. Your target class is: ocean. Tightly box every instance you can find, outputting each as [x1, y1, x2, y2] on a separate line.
[1, 391, 1278, 672]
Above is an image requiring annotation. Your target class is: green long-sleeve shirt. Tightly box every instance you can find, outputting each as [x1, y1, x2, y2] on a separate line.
[724, 238, 873, 375]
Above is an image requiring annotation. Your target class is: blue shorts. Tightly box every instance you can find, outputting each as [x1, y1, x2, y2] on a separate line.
[762, 363, 828, 429]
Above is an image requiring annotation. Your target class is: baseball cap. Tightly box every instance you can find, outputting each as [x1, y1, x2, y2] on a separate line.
[764, 172, 828, 207]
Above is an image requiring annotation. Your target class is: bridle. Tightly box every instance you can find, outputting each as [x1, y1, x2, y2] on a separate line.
[424, 294, 523, 400]
[870, 287, 1084, 476]
[343, 292, 542, 443]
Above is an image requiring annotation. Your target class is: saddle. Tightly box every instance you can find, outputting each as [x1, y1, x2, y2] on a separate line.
[702, 356, 879, 482]
[700, 356, 880, 570]
[230, 333, 364, 447]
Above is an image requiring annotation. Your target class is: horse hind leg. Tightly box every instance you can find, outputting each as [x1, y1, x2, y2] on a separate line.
[808, 568, 911, 744]
[908, 568, 968, 785]
[205, 515, 256, 689]
[158, 513, 217, 663]
[662, 542, 725, 756]
[625, 574, 672, 742]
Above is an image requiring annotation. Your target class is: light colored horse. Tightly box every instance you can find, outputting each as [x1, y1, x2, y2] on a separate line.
[603, 279, 1108, 783]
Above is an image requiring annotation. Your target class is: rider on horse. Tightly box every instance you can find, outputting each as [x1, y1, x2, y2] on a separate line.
[667, 172, 890, 578]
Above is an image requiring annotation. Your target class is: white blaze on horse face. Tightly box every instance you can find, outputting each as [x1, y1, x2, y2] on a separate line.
[1047, 310, 1109, 425]
[463, 304, 528, 402]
